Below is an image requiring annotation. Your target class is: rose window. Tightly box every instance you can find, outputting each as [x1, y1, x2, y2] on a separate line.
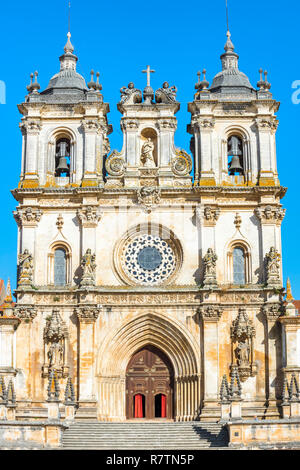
[121, 234, 176, 285]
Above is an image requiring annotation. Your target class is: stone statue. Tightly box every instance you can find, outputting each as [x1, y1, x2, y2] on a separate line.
[155, 82, 177, 103]
[80, 249, 96, 287]
[265, 246, 281, 286]
[203, 248, 218, 286]
[43, 309, 68, 378]
[236, 340, 250, 366]
[141, 138, 156, 168]
[18, 249, 33, 286]
[120, 82, 142, 104]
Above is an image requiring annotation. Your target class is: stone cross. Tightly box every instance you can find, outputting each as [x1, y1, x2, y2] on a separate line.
[142, 65, 155, 87]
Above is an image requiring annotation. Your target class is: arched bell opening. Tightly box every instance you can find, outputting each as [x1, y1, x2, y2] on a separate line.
[126, 345, 174, 420]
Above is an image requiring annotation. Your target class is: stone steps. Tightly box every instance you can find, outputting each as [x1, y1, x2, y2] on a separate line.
[62, 422, 229, 449]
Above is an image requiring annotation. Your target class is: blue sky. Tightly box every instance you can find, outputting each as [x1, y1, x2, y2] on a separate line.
[0, 0, 299, 296]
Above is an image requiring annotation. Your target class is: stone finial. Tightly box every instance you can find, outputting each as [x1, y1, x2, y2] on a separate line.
[56, 214, 64, 230]
[65, 376, 75, 404]
[3, 279, 13, 304]
[220, 375, 230, 402]
[290, 374, 300, 401]
[95, 72, 102, 92]
[234, 213, 242, 229]
[64, 31, 74, 54]
[26, 71, 40, 94]
[6, 380, 16, 405]
[229, 366, 242, 399]
[284, 278, 298, 317]
[286, 278, 294, 303]
[88, 70, 97, 90]
[0, 377, 7, 402]
[47, 370, 60, 402]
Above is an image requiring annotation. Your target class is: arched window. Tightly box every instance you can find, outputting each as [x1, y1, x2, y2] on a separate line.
[48, 243, 71, 286]
[227, 242, 252, 285]
[54, 248, 67, 286]
[233, 247, 246, 285]
[227, 135, 244, 176]
[55, 138, 70, 177]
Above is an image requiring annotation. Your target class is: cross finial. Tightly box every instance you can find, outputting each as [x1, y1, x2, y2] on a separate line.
[142, 65, 155, 87]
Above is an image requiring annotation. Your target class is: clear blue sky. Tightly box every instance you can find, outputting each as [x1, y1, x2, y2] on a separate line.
[0, 0, 299, 296]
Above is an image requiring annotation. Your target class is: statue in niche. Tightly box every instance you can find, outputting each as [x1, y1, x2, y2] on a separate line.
[18, 249, 34, 285]
[47, 342, 64, 369]
[265, 246, 281, 286]
[236, 340, 250, 367]
[155, 82, 177, 103]
[141, 138, 156, 168]
[120, 82, 142, 104]
[203, 248, 218, 286]
[42, 308, 69, 378]
[80, 249, 96, 287]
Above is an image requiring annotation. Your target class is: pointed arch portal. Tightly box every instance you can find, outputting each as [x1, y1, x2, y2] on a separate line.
[96, 313, 201, 421]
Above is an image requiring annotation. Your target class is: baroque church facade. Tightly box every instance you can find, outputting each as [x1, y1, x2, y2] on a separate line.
[1, 29, 299, 429]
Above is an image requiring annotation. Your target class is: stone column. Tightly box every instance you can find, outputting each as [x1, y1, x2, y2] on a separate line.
[197, 119, 216, 186]
[199, 305, 223, 420]
[82, 119, 101, 187]
[0, 317, 20, 374]
[256, 119, 277, 186]
[75, 306, 101, 405]
[263, 304, 282, 409]
[20, 120, 41, 188]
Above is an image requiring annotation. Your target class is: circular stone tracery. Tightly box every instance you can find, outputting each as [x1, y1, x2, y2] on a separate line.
[121, 234, 176, 285]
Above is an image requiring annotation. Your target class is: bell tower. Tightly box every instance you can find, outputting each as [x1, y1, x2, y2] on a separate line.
[18, 32, 112, 189]
[188, 31, 280, 187]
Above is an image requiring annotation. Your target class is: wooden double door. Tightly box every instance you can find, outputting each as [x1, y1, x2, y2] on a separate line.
[126, 346, 174, 420]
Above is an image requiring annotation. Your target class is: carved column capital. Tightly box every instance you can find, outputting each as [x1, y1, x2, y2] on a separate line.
[13, 207, 43, 227]
[198, 305, 223, 322]
[14, 305, 37, 321]
[262, 303, 282, 321]
[77, 206, 102, 228]
[75, 306, 101, 323]
[254, 206, 286, 225]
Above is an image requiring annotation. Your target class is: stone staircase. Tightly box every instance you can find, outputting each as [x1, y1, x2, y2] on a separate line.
[62, 421, 229, 449]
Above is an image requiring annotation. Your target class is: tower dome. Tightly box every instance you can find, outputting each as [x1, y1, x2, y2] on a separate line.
[41, 32, 88, 99]
[210, 31, 255, 96]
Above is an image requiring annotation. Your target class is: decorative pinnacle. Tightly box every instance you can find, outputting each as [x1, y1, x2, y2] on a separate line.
[64, 31, 74, 54]
[264, 70, 271, 90]
[286, 278, 294, 303]
[88, 70, 97, 90]
[96, 72, 102, 92]
[195, 71, 201, 90]
[26, 71, 40, 94]
[224, 30, 235, 52]
[4, 279, 13, 304]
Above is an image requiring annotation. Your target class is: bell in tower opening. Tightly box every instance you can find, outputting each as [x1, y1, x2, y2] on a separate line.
[227, 135, 244, 176]
[55, 138, 70, 177]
